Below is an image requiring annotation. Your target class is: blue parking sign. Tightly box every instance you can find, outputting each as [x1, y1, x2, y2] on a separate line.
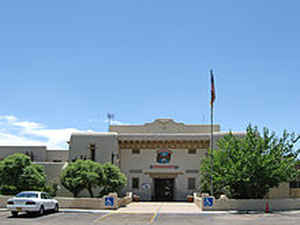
[105, 197, 114, 207]
[203, 197, 213, 207]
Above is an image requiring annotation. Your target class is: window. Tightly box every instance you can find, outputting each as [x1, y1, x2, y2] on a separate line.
[132, 149, 140, 154]
[188, 178, 196, 190]
[132, 177, 139, 189]
[89, 144, 96, 161]
[16, 192, 38, 198]
[41, 193, 47, 199]
[186, 169, 199, 174]
[129, 169, 143, 174]
[45, 193, 52, 199]
[290, 181, 300, 188]
[188, 149, 197, 154]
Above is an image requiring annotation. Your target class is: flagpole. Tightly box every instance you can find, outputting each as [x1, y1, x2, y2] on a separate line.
[210, 101, 214, 197]
[209, 69, 215, 197]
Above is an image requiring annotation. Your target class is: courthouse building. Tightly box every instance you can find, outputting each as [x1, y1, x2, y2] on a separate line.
[1, 118, 297, 200]
[69, 118, 244, 201]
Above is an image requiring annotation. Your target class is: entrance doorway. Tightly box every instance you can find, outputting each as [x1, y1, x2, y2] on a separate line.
[154, 178, 174, 201]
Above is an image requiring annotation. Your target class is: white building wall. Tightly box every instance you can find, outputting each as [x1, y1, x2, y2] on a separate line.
[69, 133, 118, 164]
[46, 150, 69, 162]
[120, 147, 207, 201]
[0, 146, 47, 161]
[110, 118, 220, 134]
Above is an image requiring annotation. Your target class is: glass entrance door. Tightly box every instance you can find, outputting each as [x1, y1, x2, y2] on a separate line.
[154, 178, 174, 201]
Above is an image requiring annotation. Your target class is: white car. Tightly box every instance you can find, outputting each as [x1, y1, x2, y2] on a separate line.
[6, 191, 59, 217]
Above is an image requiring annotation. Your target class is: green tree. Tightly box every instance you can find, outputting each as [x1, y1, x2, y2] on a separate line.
[61, 160, 105, 197]
[100, 163, 127, 196]
[200, 125, 300, 199]
[0, 153, 47, 194]
[19, 164, 47, 191]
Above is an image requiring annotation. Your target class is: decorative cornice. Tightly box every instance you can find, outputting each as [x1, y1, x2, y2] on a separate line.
[119, 140, 209, 149]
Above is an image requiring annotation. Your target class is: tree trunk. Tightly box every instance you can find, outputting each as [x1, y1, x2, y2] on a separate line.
[88, 187, 94, 198]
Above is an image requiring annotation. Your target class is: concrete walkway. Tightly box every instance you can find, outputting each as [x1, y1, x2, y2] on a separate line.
[117, 202, 202, 214]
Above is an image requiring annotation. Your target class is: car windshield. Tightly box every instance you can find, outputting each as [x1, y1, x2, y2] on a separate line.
[16, 192, 38, 198]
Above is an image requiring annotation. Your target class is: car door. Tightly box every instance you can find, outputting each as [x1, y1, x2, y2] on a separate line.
[41, 193, 50, 210]
[46, 193, 55, 210]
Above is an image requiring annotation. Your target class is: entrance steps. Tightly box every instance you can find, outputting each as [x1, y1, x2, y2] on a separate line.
[117, 202, 201, 214]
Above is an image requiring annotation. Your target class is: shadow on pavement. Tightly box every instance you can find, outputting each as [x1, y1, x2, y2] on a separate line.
[8, 211, 61, 219]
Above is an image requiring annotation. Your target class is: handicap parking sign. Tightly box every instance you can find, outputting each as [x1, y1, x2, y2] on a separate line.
[203, 197, 213, 207]
[105, 197, 114, 207]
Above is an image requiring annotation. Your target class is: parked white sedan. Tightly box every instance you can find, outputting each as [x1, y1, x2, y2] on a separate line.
[6, 191, 59, 216]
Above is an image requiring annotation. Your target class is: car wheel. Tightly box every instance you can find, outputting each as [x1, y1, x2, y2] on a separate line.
[54, 204, 59, 213]
[11, 211, 18, 217]
[39, 206, 44, 216]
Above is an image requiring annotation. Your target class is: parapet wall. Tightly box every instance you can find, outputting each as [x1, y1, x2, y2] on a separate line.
[46, 150, 69, 162]
[194, 194, 300, 211]
[0, 146, 47, 162]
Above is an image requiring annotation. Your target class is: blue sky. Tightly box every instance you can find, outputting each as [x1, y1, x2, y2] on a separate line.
[0, 1, 299, 149]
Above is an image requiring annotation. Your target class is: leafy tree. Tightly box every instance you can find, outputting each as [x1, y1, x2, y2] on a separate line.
[19, 164, 47, 191]
[0, 153, 47, 195]
[100, 163, 127, 196]
[60, 162, 84, 197]
[43, 183, 59, 197]
[61, 160, 105, 197]
[200, 125, 300, 199]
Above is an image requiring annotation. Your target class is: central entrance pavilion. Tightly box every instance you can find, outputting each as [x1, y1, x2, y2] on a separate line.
[69, 118, 244, 200]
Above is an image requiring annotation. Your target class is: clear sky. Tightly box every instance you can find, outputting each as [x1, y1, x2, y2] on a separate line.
[0, 1, 299, 149]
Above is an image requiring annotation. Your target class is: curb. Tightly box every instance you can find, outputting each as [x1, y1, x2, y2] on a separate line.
[1, 208, 299, 215]
[201, 210, 300, 214]
[60, 209, 112, 213]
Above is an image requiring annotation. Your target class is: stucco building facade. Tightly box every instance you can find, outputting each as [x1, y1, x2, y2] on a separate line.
[69, 119, 244, 200]
[0, 118, 299, 200]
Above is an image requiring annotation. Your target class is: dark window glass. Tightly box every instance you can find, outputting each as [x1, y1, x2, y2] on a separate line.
[188, 178, 196, 190]
[16, 192, 38, 198]
[89, 144, 96, 161]
[129, 169, 143, 173]
[45, 193, 51, 199]
[41, 193, 47, 199]
[132, 149, 140, 154]
[290, 181, 300, 188]
[132, 177, 139, 189]
[188, 149, 197, 154]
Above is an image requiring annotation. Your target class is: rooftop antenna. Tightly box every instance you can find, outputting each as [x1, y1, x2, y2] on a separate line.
[202, 114, 206, 123]
[107, 113, 114, 131]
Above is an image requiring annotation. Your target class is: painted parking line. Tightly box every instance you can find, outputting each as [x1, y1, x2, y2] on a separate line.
[34, 212, 64, 221]
[150, 202, 164, 224]
[150, 212, 158, 224]
[93, 212, 158, 224]
[93, 212, 114, 223]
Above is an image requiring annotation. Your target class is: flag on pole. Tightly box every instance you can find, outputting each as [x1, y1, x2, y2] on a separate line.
[210, 70, 216, 106]
[107, 113, 114, 120]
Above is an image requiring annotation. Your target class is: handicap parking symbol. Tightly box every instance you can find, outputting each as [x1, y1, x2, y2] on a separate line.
[105, 197, 114, 207]
[203, 197, 213, 207]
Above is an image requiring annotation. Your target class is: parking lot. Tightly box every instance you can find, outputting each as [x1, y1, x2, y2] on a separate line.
[1, 203, 300, 225]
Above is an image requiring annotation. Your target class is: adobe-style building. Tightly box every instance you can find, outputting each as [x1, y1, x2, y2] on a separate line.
[69, 119, 245, 201]
[0, 118, 298, 200]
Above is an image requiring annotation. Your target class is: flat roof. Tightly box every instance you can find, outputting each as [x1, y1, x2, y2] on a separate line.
[117, 132, 246, 140]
